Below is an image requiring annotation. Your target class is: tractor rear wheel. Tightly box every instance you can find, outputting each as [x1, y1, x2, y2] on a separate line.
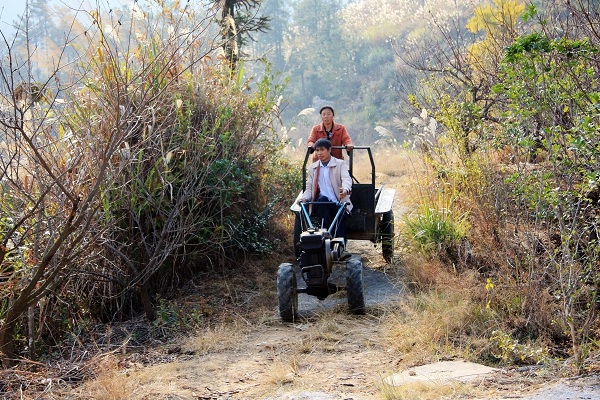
[277, 263, 298, 321]
[346, 258, 365, 314]
[380, 210, 394, 263]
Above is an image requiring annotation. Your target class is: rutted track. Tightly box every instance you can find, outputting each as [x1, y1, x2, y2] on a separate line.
[295, 255, 404, 318]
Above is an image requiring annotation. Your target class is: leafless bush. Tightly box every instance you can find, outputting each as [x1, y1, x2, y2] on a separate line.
[0, 0, 281, 366]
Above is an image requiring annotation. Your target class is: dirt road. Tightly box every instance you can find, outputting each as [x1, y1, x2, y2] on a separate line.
[75, 251, 410, 399]
[72, 241, 600, 400]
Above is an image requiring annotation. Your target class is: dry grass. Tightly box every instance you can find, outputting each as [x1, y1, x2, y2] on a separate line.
[74, 356, 139, 400]
[351, 147, 426, 186]
[382, 247, 499, 368]
[381, 146, 560, 371]
[399, 254, 454, 291]
[182, 322, 248, 354]
[264, 360, 297, 386]
[379, 379, 474, 400]
[263, 356, 319, 389]
[336, 147, 501, 372]
[70, 321, 252, 399]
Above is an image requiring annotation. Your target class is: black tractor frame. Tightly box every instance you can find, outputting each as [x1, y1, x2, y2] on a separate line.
[293, 146, 395, 262]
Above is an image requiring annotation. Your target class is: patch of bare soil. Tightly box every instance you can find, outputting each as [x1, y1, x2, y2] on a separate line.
[64, 244, 408, 400]
[123, 313, 398, 400]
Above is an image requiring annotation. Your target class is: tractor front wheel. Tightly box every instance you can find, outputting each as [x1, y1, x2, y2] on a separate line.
[346, 258, 365, 314]
[277, 263, 298, 321]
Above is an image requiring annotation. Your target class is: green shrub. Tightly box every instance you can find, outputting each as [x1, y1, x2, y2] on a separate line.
[403, 204, 470, 257]
[489, 330, 549, 365]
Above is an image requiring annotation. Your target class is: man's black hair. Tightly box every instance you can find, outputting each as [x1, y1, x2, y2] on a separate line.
[314, 138, 332, 149]
[319, 106, 335, 116]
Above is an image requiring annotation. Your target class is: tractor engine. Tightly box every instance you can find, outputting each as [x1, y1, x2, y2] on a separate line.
[298, 228, 345, 299]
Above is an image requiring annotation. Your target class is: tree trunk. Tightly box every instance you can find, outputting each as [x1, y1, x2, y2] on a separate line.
[221, 0, 238, 70]
[0, 311, 17, 368]
[28, 305, 35, 359]
[139, 281, 156, 321]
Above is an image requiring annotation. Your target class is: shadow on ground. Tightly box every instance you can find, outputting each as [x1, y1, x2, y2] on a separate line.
[295, 256, 404, 318]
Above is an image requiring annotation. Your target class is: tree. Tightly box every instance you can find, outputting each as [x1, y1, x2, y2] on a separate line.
[216, 0, 269, 70]
[396, 0, 525, 157]
[492, 9, 600, 369]
[285, 0, 351, 108]
[0, 29, 134, 366]
[253, 0, 289, 71]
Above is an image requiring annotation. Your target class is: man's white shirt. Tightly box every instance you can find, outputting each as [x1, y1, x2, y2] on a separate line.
[318, 161, 337, 202]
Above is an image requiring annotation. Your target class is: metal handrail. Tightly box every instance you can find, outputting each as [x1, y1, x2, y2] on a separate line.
[301, 146, 375, 192]
[299, 201, 348, 236]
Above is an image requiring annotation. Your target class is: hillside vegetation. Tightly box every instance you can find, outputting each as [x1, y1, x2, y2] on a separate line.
[0, 0, 599, 397]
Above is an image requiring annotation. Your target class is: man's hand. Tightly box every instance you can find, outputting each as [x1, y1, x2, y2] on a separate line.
[339, 187, 348, 199]
[345, 145, 354, 151]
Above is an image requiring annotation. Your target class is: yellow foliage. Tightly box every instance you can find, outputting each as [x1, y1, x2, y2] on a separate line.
[466, 0, 525, 35]
[465, 0, 525, 77]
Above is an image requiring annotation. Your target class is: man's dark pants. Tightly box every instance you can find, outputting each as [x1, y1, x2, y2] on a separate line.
[315, 194, 346, 243]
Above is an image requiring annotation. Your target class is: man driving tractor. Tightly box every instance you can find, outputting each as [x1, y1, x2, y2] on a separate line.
[299, 138, 353, 243]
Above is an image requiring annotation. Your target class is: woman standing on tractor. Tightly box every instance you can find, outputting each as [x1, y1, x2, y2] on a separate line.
[307, 106, 354, 161]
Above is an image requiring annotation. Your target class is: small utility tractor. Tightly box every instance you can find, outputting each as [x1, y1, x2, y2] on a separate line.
[277, 146, 396, 321]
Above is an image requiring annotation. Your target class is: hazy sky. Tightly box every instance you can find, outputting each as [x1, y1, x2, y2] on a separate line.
[0, 0, 124, 35]
[0, 2, 28, 31]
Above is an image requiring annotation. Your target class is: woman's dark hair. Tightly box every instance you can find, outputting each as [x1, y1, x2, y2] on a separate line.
[314, 138, 332, 149]
[319, 106, 334, 116]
